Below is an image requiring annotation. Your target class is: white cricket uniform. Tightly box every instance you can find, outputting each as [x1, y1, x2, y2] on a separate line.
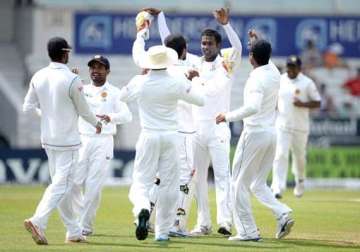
[157, 12, 243, 230]
[72, 81, 132, 234]
[121, 71, 204, 237]
[132, 28, 201, 230]
[272, 73, 321, 194]
[192, 26, 242, 230]
[226, 61, 292, 238]
[23, 62, 98, 239]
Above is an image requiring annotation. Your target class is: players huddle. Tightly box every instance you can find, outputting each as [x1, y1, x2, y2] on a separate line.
[22, 7, 320, 245]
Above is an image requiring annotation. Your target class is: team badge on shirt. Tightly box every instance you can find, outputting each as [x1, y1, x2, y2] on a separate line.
[101, 91, 107, 101]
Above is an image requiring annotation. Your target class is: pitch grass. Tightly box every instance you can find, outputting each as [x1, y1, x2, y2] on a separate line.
[0, 186, 359, 251]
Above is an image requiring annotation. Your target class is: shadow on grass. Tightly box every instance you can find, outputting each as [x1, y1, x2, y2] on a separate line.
[172, 238, 286, 250]
[278, 238, 360, 250]
[91, 233, 129, 238]
[89, 241, 181, 249]
[82, 234, 360, 250]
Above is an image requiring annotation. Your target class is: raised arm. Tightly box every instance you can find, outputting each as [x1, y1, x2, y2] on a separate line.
[132, 30, 147, 68]
[157, 11, 171, 44]
[214, 8, 242, 53]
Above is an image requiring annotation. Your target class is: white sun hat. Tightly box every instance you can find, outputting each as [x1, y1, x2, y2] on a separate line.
[140, 45, 178, 70]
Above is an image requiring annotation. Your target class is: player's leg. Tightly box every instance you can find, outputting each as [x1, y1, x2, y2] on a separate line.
[230, 131, 264, 241]
[155, 132, 180, 241]
[173, 133, 195, 235]
[249, 131, 293, 239]
[291, 131, 308, 197]
[80, 136, 113, 235]
[208, 124, 232, 235]
[71, 136, 89, 231]
[24, 148, 57, 245]
[272, 128, 292, 198]
[191, 133, 211, 235]
[128, 131, 160, 240]
[53, 150, 85, 242]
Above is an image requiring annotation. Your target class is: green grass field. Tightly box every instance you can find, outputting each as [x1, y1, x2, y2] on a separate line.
[0, 186, 359, 251]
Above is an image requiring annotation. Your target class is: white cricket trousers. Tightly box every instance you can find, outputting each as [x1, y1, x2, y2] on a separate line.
[176, 132, 195, 229]
[30, 148, 81, 238]
[232, 129, 292, 237]
[192, 121, 232, 229]
[272, 128, 308, 194]
[72, 135, 113, 233]
[129, 129, 180, 237]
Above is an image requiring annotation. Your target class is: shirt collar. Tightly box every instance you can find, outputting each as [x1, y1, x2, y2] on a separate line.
[90, 81, 109, 91]
[250, 63, 270, 77]
[48, 62, 69, 70]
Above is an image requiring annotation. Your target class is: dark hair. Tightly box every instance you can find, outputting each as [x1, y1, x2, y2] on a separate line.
[165, 34, 187, 59]
[47, 37, 71, 62]
[201, 28, 222, 45]
[250, 39, 271, 66]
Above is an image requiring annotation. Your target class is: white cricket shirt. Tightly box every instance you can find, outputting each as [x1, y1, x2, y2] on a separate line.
[276, 72, 321, 132]
[192, 23, 242, 122]
[226, 61, 280, 132]
[119, 70, 204, 131]
[78, 81, 132, 135]
[167, 55, 199, 133]
[23, 62, 98, 150]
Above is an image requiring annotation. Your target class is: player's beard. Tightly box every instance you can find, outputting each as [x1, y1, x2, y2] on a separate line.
[91, 74, 106, 86]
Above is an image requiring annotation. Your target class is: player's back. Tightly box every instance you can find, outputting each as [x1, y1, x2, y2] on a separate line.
[31, 62, 81, 149]
[136, 70, 187, 131]
[243, 61, 280, 130]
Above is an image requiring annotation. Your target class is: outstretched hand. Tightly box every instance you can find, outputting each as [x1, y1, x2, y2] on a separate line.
[142, 7, 161, 16]
[213, 8, 229, 25]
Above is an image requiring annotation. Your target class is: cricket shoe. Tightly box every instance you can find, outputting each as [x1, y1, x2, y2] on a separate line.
[169, 226, 189, 237]
[294, 180, 305, 198]
[190, 225, 212, 236]
[274, 193, 283, 199]
[155, 234, 170, 242]
[136, 209, 150, 240]
[82, 229, 93, 236]
[228, 234, 262, 242]
[217, 226, 232, 236]
[65, 235, 87, 244]
[276, 213, 295, 239]
[24, 219, 48, 245]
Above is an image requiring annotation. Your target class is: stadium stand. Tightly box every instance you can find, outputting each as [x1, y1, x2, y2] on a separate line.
[1, 0, 360, 149]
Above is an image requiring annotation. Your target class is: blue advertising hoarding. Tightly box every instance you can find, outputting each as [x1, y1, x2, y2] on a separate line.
[75, 12, 360, 57]
[0, 149, 135, 184]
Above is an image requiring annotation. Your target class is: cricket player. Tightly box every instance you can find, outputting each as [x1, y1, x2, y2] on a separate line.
[216, 32, 294, 241]
[133, 9, 200, 236]
[72, 55, 132, 236]
[156, 8, 242, 236]
[121, 44, 204, 241]
[271, 55, 321, 198]
[23, 37, 102, 245]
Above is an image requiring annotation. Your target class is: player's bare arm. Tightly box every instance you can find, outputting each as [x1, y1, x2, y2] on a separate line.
[293, 98, 321, 108]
